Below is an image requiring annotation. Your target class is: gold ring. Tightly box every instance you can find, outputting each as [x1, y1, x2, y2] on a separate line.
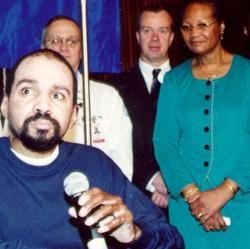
[198, 212, 203, 218]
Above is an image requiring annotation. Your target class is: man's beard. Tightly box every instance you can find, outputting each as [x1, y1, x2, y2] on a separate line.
[9, 112, 62, 152]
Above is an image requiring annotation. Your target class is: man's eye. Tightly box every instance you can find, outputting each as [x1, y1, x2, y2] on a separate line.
[21, 88, 32, 95]
[66, 40, 73, 45]
[51, 39, 60, 45]
[53, 92, 64, 100]
[66, 39, 77, 45]
[160, 28, 169, 34]
[141, 28, 151, 33]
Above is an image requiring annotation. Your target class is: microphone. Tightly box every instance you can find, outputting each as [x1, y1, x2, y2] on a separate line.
[64, 172, 108, 249]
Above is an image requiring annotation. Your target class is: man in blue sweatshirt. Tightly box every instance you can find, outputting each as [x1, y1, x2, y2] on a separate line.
[0, 49, 184, 249]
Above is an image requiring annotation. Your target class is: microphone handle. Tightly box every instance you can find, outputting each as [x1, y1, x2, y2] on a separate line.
[71, 193, 108, 249]
[87, 228, 108, 249]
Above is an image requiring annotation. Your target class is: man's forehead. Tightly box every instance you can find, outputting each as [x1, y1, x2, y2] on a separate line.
[17, 55, 60, 69]
[141, 10, 172, 24]
[47, 19, 80, 35]
[14, 55, 72, 82]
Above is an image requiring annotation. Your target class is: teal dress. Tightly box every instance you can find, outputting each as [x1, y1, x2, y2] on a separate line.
[153, 54, 250, 249]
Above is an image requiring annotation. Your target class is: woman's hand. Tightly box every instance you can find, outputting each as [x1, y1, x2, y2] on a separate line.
[188, 182, 235, 231]
[202, 212, 227, 231]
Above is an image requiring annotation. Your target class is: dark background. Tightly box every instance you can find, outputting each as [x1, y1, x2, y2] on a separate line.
[91, 0, 250, 82]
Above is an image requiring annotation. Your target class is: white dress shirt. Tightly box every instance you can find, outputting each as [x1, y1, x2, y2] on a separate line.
[139, 58, 171, 92]
[139, 59, 171, 192]
[63, 72, 133, 180]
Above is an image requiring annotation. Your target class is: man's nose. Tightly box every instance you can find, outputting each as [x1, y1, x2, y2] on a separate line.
[33, 94, 52, 115]
[151, 31, 160, 40]
[58, 40, 68, 51]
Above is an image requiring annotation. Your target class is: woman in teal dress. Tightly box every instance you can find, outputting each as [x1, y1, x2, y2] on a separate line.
[153, 0, 250, 248]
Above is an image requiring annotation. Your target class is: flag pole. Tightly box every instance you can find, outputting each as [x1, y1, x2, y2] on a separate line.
[78, 3, 108, 248]
[80, 0, 91, 146]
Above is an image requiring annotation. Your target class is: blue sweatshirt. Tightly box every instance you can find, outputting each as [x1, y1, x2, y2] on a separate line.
[0, 137, 183, 249]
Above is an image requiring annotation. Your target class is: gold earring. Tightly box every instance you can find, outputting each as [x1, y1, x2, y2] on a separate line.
[220, 32, 224, 40]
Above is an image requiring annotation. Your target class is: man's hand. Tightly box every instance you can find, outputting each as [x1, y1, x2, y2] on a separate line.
[68, 187, 141, 243]
[151, 191, 168, 208]
[152, 172, 168, 196]
[151, 172, 168, 208]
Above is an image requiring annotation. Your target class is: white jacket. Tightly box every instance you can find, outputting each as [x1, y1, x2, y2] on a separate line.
[63, 72, 133, 180]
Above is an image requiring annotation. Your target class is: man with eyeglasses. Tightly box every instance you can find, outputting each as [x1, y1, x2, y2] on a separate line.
[111, 4, 174, 214]
[40, 16, 133, 180]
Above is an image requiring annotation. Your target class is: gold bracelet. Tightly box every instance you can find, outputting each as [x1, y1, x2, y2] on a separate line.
[184, 187, 199, 202]
[224, 182, 236, 195]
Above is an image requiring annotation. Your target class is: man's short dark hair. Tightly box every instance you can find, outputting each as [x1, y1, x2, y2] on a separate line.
[6, 49, 77, 105]
[41, 15, 81, 45]
[136, 3, 174, 31]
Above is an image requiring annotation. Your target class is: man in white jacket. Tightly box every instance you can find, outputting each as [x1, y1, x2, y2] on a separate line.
[41, 15, 133, 180]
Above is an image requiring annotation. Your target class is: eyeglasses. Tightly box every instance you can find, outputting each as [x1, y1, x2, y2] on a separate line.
[180, 20, 218, 33]
[45, 37, 80, 48]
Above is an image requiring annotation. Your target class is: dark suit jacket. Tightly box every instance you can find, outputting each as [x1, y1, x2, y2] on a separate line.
[111, 64, 160, 195]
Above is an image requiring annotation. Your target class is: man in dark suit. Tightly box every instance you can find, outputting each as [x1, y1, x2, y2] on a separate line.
[112, 4, 175, 212]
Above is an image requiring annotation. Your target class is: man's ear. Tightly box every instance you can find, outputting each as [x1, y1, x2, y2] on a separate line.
[1, 96, 9, 119]
[244, 26, 248, 36]
[169, 32, 175, 48]
[136, 31, 140, 45]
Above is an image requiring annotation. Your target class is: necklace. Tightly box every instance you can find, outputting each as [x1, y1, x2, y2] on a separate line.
[196, 61, 218, 80]
[195, 52, 230, 80]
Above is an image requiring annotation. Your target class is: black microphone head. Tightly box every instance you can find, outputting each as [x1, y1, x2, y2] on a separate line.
[64, 172, 89, 197]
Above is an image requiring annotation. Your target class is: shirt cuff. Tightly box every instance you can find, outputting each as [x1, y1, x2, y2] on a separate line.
[145, 172, 159, 193]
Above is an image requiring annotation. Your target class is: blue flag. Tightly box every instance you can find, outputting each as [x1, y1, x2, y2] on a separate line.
[0, 0, 121, 73]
